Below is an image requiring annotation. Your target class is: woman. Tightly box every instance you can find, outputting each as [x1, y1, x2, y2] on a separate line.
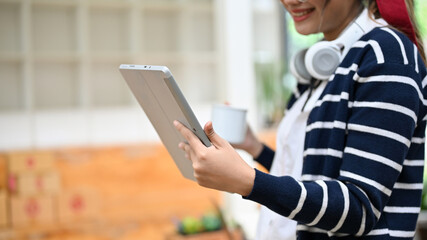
[174, 0, 427, 238]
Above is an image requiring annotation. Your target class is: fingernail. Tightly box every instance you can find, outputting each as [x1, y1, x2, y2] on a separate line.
[173, 120, 178, 126]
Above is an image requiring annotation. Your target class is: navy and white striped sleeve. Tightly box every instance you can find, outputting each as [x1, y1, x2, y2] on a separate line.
[244, 27, 427, 237]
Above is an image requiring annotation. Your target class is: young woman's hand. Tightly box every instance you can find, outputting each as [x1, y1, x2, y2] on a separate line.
[174, 120, 255, 196]
[231, 125, 264, 159]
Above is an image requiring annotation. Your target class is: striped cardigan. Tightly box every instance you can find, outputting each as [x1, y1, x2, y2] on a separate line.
[245, 27, 427, 239]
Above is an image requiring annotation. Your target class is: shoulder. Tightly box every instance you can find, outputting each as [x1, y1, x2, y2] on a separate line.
[338, 26, 427, 103]
[363, 27, 416, 63]
[345, 27, 425, 78]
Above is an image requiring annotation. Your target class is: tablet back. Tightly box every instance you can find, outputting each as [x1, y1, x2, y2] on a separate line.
[119, 65, 211, 181]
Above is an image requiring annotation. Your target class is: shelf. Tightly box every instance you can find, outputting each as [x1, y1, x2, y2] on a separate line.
[32, 4, 77, 53]
[89, 7, 129, 53]
[179, 62, 218, 104]
[88, 0, 132, 9]
[31, 0, 78, 7]
[179, 10, 215, 52]
[0, 0, 283, 150]
[0, 2, 21, 53]
[142, 0, 213, 11]
[133, 52, 219, 64]
[0, 53, 23, 62]
[0, 62, 23, 111]
[89, 53, 132, 63]
[0, 0, 23, 3]
[89, 62, 133, 108]
[33, 62, 79, 110]
[141, 10, 180, 53]
[140, 4, 215, 53]
[33, 52, 80, 62]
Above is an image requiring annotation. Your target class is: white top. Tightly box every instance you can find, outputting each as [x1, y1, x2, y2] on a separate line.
[255, 81, 327, 240]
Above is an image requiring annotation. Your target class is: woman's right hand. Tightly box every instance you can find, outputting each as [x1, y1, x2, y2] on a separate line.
[231, 125, 264, 159]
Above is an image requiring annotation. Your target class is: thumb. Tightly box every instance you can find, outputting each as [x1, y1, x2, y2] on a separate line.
[204, 121, 224, 147]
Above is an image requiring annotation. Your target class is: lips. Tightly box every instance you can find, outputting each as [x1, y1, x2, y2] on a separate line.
[292, 8, 314, 17]
[290, 8, 315, 21]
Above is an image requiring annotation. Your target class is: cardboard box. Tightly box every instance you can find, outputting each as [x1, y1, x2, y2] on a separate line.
[40, 172, 61, 195]
[7, 174, 17, 193]
[11, 172, 61, 196]
[7, 151, 55, 174]
[0, 155, 6, 189]
[10, 195, 56, 227]
[58, 189, 99, 223]
[0, 190, 8, 228]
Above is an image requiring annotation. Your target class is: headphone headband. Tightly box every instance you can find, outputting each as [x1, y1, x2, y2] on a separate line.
[290, 8, 386, 82]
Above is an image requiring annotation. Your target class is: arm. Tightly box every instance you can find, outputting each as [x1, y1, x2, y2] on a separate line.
[173, 34, 425, 235]
[231, 126, 275, 171]
[231, 76, 310, 171]
[245, 61, 425, 235]
[253, 144, 275, 171]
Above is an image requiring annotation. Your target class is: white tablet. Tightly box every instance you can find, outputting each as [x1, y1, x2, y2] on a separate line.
[119, 64, 211, 181]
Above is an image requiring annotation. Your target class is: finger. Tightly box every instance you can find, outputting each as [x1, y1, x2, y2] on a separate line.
[179, 142, 194, 161]
[174, 120, 205, 150]
[204, 121, 225, 147]
[178, 142, 186, 151]
[184, 145, 191, 160]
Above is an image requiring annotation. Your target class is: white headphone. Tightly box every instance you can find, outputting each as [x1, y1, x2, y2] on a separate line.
[290, 8, 384, 82]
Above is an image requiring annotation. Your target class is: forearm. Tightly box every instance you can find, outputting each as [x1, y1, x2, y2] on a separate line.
[244, 170, 377, 235]
[253, 144, 275, 171]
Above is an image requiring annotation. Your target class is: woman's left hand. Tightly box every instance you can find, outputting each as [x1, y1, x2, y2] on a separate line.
[174, 120, 255, 196]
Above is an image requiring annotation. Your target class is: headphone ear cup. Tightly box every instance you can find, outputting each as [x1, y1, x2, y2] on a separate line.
[290, 48, 311, 84]
[304, 41, 341, 80]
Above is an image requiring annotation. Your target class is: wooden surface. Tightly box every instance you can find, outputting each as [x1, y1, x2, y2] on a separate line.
[0, 130, 277, 240]
[0, 144, 221, 240]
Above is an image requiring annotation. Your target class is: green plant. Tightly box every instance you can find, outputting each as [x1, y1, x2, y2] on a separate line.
[422, 180, 427, 210]
[255, 61, 293, 127]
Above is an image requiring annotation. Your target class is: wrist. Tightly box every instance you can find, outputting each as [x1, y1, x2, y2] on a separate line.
[239, 167, 255, 197]
[249, 141, 264, 159]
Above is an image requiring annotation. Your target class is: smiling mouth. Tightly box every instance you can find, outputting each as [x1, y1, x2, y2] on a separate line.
[292, 8, 315, 17]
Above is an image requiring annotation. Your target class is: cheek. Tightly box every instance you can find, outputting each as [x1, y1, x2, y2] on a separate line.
[319, 11, 345, 32]
[280, 0, 288, 10]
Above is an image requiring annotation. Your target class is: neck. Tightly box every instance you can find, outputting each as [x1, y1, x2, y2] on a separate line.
[323, 3, 363, 41]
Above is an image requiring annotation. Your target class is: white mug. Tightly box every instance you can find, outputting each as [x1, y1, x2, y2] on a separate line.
[211, 104, 247, 144]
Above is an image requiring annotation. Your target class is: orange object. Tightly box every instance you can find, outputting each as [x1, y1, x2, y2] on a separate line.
[0, 155, 6, 189]
[10, 195, 56, 227]
[13, 172, 61, 196]
[0, 190, 8, 228]
[7, 152, 55, 174]
[57, 189, 99, 223]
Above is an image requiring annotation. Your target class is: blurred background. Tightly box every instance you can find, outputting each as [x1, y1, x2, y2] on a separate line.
[0, 0, 426, 239]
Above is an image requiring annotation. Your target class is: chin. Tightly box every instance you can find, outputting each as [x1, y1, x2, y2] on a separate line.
[294, 27, 318, 36]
